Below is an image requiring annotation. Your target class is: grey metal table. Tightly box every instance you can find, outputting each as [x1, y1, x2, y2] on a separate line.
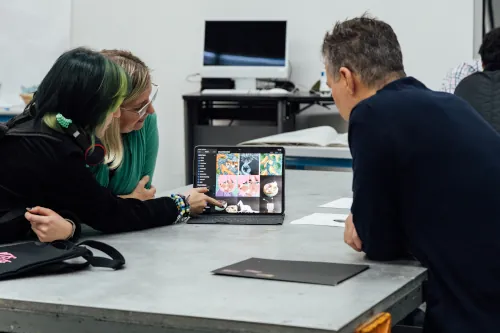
[0, 170, 426, 333]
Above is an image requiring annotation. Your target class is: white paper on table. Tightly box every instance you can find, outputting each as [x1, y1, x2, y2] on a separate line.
[290, 213, 348, 227]
[319, 197, 353, 209]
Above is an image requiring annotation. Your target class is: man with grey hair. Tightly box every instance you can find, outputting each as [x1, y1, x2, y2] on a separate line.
[323, 14, 500, 333]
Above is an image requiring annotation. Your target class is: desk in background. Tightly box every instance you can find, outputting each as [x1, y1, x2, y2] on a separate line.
[183, 92, 334, 184]
[285, 145, 352, 169]
[0, 170, 426, 333]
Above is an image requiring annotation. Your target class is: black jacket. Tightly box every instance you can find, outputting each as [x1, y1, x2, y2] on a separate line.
[454, 70, 500, 133]
[0, 118, 179, 243]
[349, 77, 500, 333]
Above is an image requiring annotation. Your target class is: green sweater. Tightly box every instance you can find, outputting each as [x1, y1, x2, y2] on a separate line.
[91, 113, 159, 195]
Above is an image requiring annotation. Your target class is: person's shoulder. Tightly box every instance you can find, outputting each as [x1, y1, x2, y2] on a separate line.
[1, 133, 82, 173]
[353, 77, 462, 120]
[350, 78, 423, 120]
[459, 70, 489, 81]
[458, 70, 500, 87]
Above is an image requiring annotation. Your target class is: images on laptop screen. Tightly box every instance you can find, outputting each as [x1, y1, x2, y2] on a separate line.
[194, 146, 285, 215]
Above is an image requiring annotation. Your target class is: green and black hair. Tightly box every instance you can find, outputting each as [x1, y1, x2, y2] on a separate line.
[34, 47, 130, 137]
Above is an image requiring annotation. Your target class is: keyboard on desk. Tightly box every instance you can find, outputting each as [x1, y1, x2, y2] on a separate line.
[188, 214, 284, 225]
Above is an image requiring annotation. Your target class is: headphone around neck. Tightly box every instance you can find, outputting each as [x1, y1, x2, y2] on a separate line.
[55, 113, 106, 166]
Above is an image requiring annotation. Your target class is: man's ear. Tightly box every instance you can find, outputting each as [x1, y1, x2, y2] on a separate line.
[339, 67, 355, 95]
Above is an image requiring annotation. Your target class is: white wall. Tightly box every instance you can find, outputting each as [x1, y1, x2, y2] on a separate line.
[0, 0, 71, 105]
[71, 0, 475, 192]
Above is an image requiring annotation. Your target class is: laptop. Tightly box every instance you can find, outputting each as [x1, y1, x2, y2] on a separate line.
[188, 145, 286, 225]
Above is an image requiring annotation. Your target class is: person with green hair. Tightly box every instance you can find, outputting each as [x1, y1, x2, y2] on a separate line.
[0, 47, 220, 244]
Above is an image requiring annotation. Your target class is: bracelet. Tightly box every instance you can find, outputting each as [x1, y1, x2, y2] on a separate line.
[64, 219, 76, 240]
[170, 194, 190, 223]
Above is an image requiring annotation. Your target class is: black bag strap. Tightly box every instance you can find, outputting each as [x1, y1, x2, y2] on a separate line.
[0, 122, 7, 141]
[0, 207, 26, 224]
[76, 240, 125, 270]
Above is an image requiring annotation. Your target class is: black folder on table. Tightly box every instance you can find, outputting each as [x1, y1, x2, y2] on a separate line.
[212, 257, 369, 286]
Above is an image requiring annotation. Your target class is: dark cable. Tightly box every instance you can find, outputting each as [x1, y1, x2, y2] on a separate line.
[483, 0, 487, 38]
[484, 0, 495, 37]
[489, 0, 496, 28]
[488, 0, 495, 29]
[186, 73, 201, 83]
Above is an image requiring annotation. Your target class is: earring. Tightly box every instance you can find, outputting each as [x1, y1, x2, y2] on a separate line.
[55, 113, 73, 129]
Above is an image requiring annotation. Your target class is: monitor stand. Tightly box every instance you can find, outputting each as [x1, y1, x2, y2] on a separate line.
[234, 78, 257, 90]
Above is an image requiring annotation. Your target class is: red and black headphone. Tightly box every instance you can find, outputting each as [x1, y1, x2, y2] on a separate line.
[3, 104, 106, 166]
[58, 121, 106, 166]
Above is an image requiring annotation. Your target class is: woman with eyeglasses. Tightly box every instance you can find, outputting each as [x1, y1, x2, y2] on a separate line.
[91, 50, 160, 200]
[0, 47, 221, 244]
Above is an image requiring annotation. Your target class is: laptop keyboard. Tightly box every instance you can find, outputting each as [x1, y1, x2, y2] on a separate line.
[196, 215, 284, 225]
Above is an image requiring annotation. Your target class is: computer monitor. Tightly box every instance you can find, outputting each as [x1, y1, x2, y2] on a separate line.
[201, 20, 290, 90]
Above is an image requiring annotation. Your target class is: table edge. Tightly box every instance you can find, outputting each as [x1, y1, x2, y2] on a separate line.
[0, 270, 427, 333]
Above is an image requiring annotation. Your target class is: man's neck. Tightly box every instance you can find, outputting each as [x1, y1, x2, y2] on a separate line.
[347, 74, 405, 119]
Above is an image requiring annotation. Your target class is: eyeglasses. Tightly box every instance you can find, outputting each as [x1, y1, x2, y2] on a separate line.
[122, 83, 159, 118]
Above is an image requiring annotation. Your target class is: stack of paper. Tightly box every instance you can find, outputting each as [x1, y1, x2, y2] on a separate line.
[240, 126, 348, 147]
[319, 197, 353, 209]
[290, 197, 352, 228]
[290, 213, 348, 227]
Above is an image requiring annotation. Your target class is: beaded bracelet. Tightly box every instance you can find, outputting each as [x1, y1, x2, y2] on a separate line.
[170, 194, 190, 223]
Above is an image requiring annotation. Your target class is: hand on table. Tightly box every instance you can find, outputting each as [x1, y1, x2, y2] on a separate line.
[25, 207, 74, 242]
[119, 175, 156, 201]
[344, 213, 363, 252]
[186, 188, 223, 216]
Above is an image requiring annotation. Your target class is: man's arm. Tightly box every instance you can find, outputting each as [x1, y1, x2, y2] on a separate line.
[348, 103, 407, 261]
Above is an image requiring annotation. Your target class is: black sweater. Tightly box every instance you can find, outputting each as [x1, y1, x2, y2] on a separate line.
[0, 121, 179, 243]
[349, 77, 500, 333]
[454, 70, 500, 134]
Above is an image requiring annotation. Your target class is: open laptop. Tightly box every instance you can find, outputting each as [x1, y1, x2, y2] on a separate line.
[188, 145, 286, 225]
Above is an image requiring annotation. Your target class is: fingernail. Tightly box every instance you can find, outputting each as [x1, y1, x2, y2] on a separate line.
[26, 207, 32, 211]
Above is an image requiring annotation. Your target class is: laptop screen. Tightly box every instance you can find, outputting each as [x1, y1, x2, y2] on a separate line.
[194, 146, 285, 215]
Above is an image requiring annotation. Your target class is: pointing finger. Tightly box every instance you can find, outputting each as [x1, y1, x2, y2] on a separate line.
[195, 187, 209, 193]
[204, 195, 223, 207]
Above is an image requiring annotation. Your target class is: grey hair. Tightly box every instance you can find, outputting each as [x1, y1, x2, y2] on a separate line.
[321, 13, 406, 88]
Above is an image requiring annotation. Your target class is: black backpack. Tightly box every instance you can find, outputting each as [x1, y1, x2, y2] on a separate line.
[0, 111, 126, 277]
[0, 103, 57, 141]
[0, 103, 31, 140]
[0, 105, 69, 243]
[0, 240, 125, 280]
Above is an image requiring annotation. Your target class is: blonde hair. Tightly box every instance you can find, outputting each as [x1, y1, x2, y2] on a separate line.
[100, 49, 151, 169]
